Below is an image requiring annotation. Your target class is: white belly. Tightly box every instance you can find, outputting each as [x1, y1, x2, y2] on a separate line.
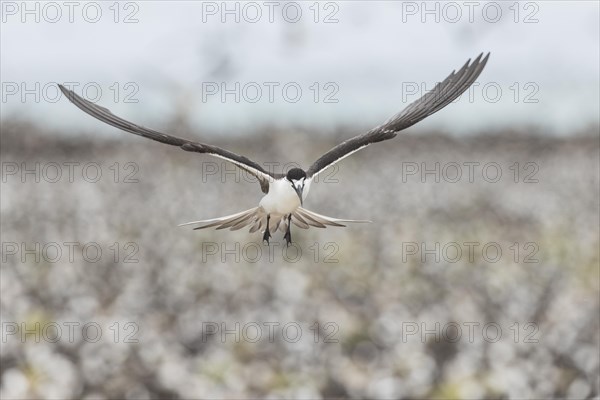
[259, 179, 307, 215]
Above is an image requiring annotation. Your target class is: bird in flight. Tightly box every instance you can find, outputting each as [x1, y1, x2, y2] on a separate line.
[59, 52, 489, 245]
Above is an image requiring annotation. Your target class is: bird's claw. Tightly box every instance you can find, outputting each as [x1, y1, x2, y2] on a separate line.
[283, 230, 292, 247]
[263, 229, 271, 245]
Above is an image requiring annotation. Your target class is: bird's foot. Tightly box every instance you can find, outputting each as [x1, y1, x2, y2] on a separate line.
[263, 228, 272, 245]
[283, 230, 292, 247]
[283, 214, 292, 246]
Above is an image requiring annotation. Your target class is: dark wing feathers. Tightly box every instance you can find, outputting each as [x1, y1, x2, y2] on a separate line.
[306, 52, 490, 178]
[60, 53, 489, 188]
[58, 85, 274, 193]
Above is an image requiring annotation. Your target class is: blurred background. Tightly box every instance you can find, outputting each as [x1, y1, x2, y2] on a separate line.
[1, 1, 599, 399]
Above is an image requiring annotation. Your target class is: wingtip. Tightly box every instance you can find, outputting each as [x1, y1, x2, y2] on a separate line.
[468, 52, 490, 67]
[477, 52, 491, 63]
[177, 221, 198, 227]
[479, 52, 491, 69]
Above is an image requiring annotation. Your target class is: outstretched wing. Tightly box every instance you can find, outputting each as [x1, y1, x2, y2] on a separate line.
[59, 85, 278, 193]
[306, 52, 490, 179]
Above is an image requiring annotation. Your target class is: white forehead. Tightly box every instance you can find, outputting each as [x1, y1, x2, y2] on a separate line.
[292, 178, 305, 185]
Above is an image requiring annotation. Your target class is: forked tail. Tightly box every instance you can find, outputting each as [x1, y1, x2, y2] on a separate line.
[179, 207, 370, 233]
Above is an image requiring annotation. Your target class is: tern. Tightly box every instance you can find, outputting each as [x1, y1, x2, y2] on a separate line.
[59, 52, 489, 245]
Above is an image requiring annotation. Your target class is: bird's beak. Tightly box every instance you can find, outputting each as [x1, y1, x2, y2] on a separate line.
[294, 185, 304, 206]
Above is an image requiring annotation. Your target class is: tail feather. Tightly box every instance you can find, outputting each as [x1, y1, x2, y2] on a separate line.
[216, 211, 256, 230]
[278, 220, 289, 233]
[291, 213, 310, 229]
[179, 206, 370, 234]
[295, 209, 328, 228]
[178, 207, 262, 231]
[249, 218, 263, 233]
[231, 214, 257, 231]
[272, 218, 281, 233]
[295, 207, 371, 227]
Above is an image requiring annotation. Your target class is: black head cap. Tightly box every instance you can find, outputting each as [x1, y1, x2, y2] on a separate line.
[286, 168, 306, 181]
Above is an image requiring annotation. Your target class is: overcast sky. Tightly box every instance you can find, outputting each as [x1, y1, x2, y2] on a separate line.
[2, 1, 599, 136]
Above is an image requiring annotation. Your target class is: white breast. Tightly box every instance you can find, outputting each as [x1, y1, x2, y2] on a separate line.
[259, 179, 302, 215]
